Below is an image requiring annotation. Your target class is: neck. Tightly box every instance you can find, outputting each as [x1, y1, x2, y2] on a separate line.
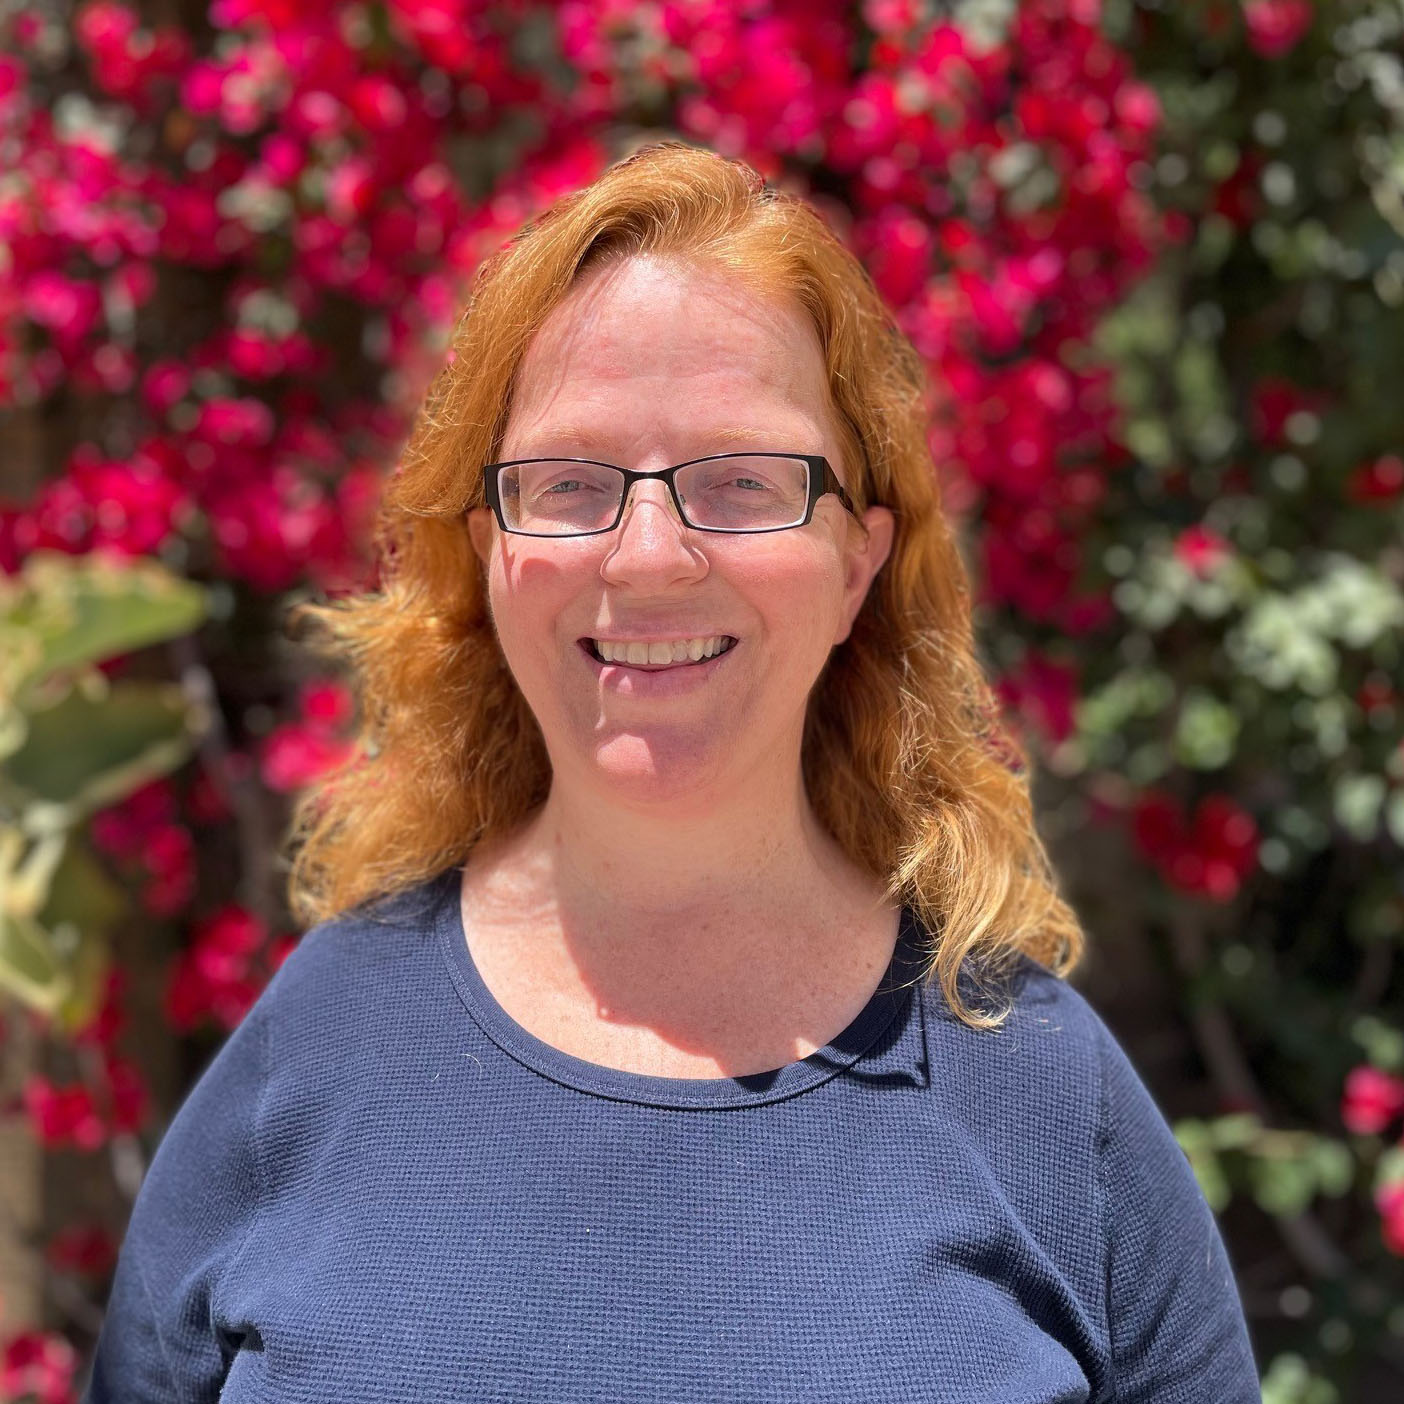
[458, 756, 902, 1071]
[528, 770, 848, 935]
[469, 748, 889, 960]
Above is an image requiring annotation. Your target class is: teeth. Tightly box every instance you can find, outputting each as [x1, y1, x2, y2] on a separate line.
[593, 636, 732, 665]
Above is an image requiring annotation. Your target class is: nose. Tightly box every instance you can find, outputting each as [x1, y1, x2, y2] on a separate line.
[599, 478, 706, 587]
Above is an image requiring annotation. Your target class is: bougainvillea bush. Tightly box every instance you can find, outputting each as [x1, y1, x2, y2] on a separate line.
[0, 0, 1401, 1396]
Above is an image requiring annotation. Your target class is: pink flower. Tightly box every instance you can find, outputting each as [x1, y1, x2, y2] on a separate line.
[300, 679, 353, 727]
[165, 904, 282, 1033]
[1173, 525, 1233, 578]
[864, 208, 934, 306]
[137, 823, 196, 917]
[23, 272, 102, 342]
[22, 1077, 107, 1151]
[193, 396, 275, 447]
[1243, 1, 1313, 60]
[1114, 80, 1161, 136]
[0, 1329, 79, 1404]
[259, 722, 355, 792]
[325, 157, 378, 223]
[1342, 1065, 1404, 1135]
[348, 74, 409, 131]
[91, 778, 179, 861]
[258, 132, 305, 183]
[1374, 1180, 1404, 1256]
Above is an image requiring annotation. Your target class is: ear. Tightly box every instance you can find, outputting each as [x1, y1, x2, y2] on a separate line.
[467, 507, 496, 566]
[833, 504, 895, 646]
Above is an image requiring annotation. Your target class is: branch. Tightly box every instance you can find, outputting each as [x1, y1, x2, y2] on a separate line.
[168, 633, 279, 929]
[1166, 902, 1351, 1280]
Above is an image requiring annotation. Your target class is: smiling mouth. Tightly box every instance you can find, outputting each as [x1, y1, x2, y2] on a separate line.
[582, 637, 739, 669]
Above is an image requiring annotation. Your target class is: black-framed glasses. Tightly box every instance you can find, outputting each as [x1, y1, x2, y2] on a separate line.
[481, 452, 858, 538]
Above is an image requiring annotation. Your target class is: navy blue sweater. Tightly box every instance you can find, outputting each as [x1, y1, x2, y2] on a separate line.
[83, 867, 1259, 1402]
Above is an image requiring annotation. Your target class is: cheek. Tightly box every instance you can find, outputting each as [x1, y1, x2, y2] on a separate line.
[487, 546, 593, 666]
[735, 538, 847, 632]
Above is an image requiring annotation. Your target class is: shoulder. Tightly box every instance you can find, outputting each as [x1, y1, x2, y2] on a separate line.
[916, 949, 1117, 1094]
[912, 947, 1208, 1211]
[905, 947, 1165, 1184]
[257, 869, 453, 1033]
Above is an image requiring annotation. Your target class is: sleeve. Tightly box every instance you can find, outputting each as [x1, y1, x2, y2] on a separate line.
[81, 994, 269, 1404]
[1095, 1020, 1261, 1404]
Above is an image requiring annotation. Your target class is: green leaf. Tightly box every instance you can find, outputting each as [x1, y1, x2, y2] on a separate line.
[0, 550, 207, 702]
[39, 838, 124, 1034]
[1334, 773, 1386, 842]
[0, 827, 123, 1022]
[1174, 689, 1241, 770]
[1309, 1140, 1356, 1199]
[0, 904, 69, 1015]
[4, 675, 202, 817]
[1261, 1352, 1339, 1404]
[1386, 789, 1404, 847]
[1352, 1014, 1404, 1071]
[1207, 1112, 1262, 1150]
[1175, 1119, 1231, 1211]
[1250, 1154, 1317, 1217]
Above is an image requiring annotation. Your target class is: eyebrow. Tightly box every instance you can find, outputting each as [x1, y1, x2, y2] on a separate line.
[512, 424, 806, 458]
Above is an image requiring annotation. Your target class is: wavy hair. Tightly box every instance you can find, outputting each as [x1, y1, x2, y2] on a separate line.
[284, 140, 1084, 1029]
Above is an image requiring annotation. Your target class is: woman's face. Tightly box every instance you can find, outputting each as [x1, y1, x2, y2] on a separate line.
[467, 254, 894, 811]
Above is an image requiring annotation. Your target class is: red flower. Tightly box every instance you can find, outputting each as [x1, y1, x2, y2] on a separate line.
[995, 652, 1080, 747]
[72, 967, 128, 1049]
[1249, 375, 1330, 447]
[1132, 791, 1259, 900]
[101, 1053, 150, 1134]
[1243, 1, 1313, 60]
[1346, 453, 1404, 503]
[165, 904, 288, 1033]
[1341, 1065, 1404, 1135]
[46, 1223, 118, 1278]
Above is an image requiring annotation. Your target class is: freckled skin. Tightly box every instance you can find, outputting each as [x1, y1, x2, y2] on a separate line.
[467, 255, 894, 816]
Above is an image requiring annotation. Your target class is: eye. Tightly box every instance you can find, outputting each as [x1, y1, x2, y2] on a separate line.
[541, 479, 595, 495]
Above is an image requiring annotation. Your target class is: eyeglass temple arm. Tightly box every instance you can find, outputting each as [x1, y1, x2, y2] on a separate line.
[820, 459, 859, 517]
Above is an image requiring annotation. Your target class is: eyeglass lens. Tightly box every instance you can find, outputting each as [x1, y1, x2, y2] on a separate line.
[497, 456, 811, 535]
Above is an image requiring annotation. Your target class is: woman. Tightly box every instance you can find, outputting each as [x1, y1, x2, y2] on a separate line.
[84, 142, 1259, 1402]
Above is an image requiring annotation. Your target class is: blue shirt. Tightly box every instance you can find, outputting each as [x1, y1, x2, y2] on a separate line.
[83, 867, 1259, 1402]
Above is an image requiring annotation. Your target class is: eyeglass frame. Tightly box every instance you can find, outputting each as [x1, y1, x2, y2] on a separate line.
[479, 451, 861, 538]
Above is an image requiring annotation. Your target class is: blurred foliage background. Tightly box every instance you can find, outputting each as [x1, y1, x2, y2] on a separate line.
[1, 0, 1402, 1398]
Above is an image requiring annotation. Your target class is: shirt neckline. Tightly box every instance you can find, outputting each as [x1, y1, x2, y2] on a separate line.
[430, 866, 926, 1110]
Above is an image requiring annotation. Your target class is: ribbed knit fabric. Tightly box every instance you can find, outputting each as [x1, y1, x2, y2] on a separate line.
[83, 867, 1260, 1403]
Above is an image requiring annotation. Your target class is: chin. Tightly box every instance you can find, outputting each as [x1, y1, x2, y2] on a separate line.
[586, 731, 734, 807]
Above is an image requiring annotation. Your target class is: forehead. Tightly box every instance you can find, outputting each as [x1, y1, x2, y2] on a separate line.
[503, 256, 834, 456]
